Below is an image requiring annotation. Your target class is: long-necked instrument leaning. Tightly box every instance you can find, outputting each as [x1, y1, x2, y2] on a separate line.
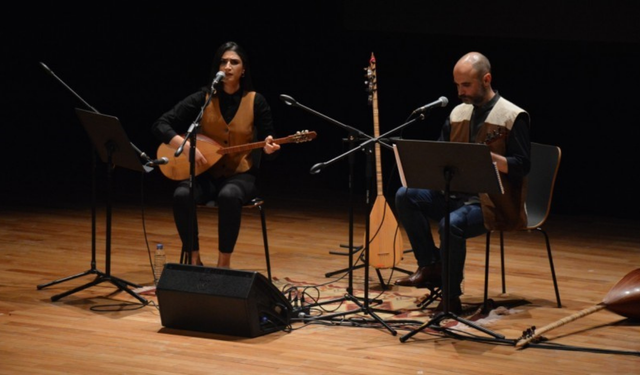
[516, 268, 640, 348]
[364, 53, 404, 269]
[156, 130, 316, 181]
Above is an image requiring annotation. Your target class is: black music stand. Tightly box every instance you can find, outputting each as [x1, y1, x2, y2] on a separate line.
[392, 139, 505, 341]
[37, 108, 148, 304]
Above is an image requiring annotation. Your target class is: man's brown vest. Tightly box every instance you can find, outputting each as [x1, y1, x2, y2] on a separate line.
[449, 97, 529, 231]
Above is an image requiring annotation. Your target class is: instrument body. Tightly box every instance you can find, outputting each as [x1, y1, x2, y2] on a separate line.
[156, 131, 316, 181]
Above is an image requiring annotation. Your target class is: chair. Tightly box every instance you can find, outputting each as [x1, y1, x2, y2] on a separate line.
[483, 142, 562, 309]
[180, 197, 272, 281]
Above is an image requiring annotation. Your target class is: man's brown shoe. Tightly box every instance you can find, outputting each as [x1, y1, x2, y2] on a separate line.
[394, 262, 442, 287]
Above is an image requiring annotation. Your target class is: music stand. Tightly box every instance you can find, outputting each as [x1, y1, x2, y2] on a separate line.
[37, 108, 148, 304]
[392, 139, 505, 341]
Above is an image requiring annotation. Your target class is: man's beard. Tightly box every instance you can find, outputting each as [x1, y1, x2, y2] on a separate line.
[459, 85, 487, 106]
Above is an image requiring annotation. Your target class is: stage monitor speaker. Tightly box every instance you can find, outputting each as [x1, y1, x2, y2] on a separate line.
[156, 263, 292, 338]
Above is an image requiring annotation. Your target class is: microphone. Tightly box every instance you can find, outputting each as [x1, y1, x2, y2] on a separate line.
[147, 157, 169, 166]
[412, 96, 448, 114]
[211, 71, 225, 91]
[39, 62, 53, 76]
[310, 162, 325, 175]
[279, 94, 298, 107]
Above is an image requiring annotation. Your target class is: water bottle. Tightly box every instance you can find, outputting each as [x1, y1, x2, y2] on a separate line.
[154, 243, 166, 285]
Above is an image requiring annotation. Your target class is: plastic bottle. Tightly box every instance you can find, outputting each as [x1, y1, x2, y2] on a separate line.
[154, 243, 166, 285]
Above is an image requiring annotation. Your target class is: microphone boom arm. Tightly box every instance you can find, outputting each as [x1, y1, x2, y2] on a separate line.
[280, 94, 373, 142]
[279, 94, 422, 174]
[39, 62, 153, 170]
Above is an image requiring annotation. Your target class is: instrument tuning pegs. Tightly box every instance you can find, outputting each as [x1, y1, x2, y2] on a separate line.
[520, 326, 536, 340]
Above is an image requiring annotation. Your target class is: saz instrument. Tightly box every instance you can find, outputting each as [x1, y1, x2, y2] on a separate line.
[364, 53, 404, 269]
[156, 130, 316, 181]
[516, 268, 640, 348]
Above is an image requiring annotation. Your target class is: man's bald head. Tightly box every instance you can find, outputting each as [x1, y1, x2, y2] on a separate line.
[455, 52, 492, 78]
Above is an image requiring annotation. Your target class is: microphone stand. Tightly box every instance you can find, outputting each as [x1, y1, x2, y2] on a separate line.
[280, 94, 424, 334]
[36, 62, 152, 304]
[330, 132, 361, 295]
[177, 83, 217, 265]
[281, 94, 372, 296]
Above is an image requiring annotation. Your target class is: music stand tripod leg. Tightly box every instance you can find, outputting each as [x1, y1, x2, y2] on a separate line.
[308, 293, 399, 332]
[50, 277, 103, 302]
[325, 247, 364, 278]
[325, 263, 364, 278]
[301, 285, 386, 311]
[50, 274, 147, 304]
[326, 245, 363, 268]
[37, 269, 98, 290]
[108, 278, 147, 304]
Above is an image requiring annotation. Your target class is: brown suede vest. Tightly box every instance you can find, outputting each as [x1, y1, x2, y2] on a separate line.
[449, 97, 529, 231]
[201, 91, 256, 178]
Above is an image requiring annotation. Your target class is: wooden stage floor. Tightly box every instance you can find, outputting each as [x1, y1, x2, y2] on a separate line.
[1, 191, 639, 374]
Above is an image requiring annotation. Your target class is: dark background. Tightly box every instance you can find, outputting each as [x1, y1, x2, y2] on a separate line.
[5, 3, 640, 219]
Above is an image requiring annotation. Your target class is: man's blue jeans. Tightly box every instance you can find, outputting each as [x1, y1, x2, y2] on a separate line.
[395, 187, 487, 297]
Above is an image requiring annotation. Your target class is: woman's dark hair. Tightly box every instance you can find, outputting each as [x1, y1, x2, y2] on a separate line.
[208, 41, 254, 94]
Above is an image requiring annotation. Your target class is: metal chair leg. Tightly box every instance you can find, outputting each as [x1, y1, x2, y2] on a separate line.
[500, 231, 506, 294]
[537, 227, 562, 307]
[483, 231, 492, 312]
[258, 203, 272, 281]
